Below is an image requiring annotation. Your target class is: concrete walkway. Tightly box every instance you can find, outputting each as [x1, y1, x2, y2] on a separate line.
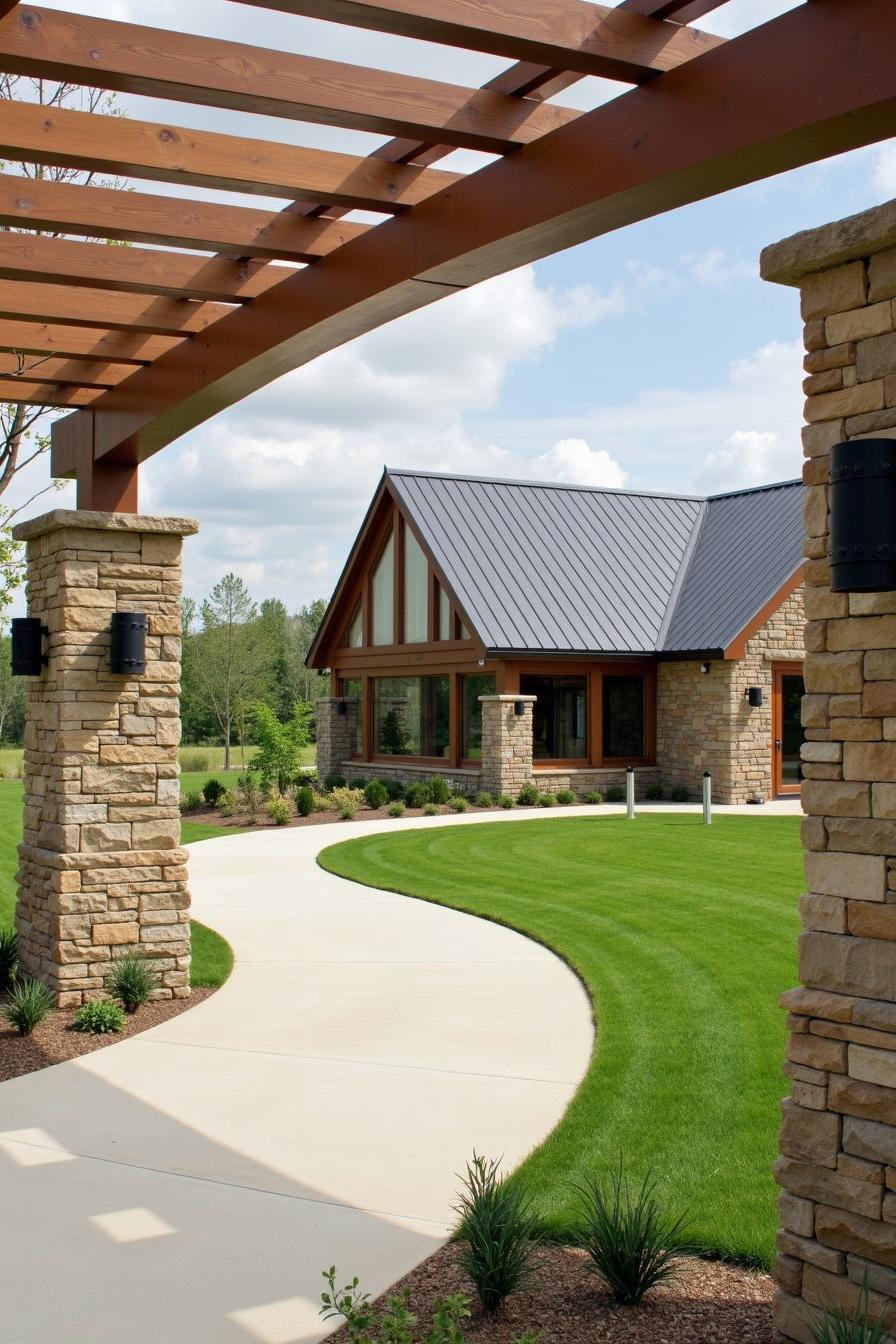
[0, 810, 600, 1344]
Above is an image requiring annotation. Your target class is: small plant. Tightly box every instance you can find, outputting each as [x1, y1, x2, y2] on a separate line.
[313, 792, 333, 812]
[333, 786, 364, 820]
[385, 780, 406, 802]
[266, 795, 293, 826]
[295, 785, 315, 817]
[321, 1270, 482, 1344]
[585, 790, 604, 804]
[109, 952, 160, 1012]
[325, 774, 348, 792]
[3, 977, 55, 1036]
[573, 1164, 689, 1305]
[538, 793, 556, 808]
[475, 791, 495, 808]
[645, 783, 664, 801]
[423, 802, 440, 816]
[429, 775, 451, 805]
[389, 800, 407, 818]
[251, 701, 313, 795]
[364, 779, 389, 810]
[237, 773, 262, 819]
[808, 1275, 891, 1343]
[349, 778, 366, 791]
[74, 999, 126, 1034]
[454, 1153, 539, 1313]
[405, 782, 431, 808]
[202, 777, 224, 806]
[517, 783, 540, 806]
[605, 785, 625, 803]
[183, 790, 203, 811]
[449, 795, 469, 813]
[498, 793, 515, 809]
[556, 789, 576, 805]
[0, 925, 18, 992]
[217, 789, 237, 817]
[180, 748, 212, 773]
[425, 1294, 470, 1344]
[671, 785, 689, 802]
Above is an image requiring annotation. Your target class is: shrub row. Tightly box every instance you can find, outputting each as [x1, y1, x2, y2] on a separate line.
[1, 948, 161, 1037]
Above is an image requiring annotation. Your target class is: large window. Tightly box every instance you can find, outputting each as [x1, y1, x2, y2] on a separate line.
[343, 603, 363, 648]
[462, 673, 495, 759]
[374, 676, 449, 759]
[403, 527, 428, 644]
[602, 674, 646, 759]
[437, 585, 451, 641]
[371, 533, 394, 646]
[521, 674, 587, 760]
[340, 677, 363, 755]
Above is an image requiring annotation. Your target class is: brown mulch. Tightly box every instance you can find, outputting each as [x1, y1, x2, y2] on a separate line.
[187, 800, 524, 830]
[0, 986, 216, 1083]
[326, 1243, 775, 1344]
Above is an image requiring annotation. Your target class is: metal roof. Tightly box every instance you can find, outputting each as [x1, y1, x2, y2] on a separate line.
[386, 469, 803, 657]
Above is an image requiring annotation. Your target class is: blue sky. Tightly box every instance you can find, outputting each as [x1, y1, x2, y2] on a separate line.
[7, 0, 896, 610]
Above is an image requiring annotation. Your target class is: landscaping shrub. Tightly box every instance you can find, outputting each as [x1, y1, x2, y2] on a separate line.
[645, 784, 664, 801]
[517, 783, 540, 806]
[182, 790, 203, 812]
[237, 774, 262, 820]
[202, 777, 224, 806]
[364, 780, 389, 810]
[321, 1268, 511, 1344]
[449, 795, 468, 813]
[388, 801, 406, 818]
[423, 802, 439, 817]
[217, 789, 237, 817]
[3, 977, 55, 1035]
[429, 774, 451, 805]
[384, 780, 405, 802]
[109, 953, 160, 1012]
[454, 1153, 539, 1313]
[74, 999, 126, 1034]
[266, 796, 293, 826]
[349, 778, 366, 791]
[313, 792, 333, 812]
[605, 785, 625, 803]
[808, 1276, 890, 1343]
[475, 791, 495, 809]
[556, 789, 576, 805]
[0, 925, 18, 992]
[671, 785, 689, 802]
[325, 774, 348, 792]
[573, 1165, 689, 1305]
[538, 793, 556, 808]
[498, 793, 515, 809]
[296, 785, 315, 818]
[332, 786, 364, 820]
[251, 700, 313, 795]
[405, 782, 431, 808]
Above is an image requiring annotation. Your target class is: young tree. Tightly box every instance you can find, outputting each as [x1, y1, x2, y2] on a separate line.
[190, 575, 268, 769]
[0, 631, 25, 743]
[250, 701, 313, 794]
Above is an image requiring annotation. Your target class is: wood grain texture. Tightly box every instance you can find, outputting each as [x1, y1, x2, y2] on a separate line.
[0, 281, 234, 335]
[0, 321, 179, 363]
[0, 353, 134, 387]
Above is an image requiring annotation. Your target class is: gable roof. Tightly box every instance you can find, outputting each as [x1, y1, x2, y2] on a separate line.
[388, 470, 804, 658]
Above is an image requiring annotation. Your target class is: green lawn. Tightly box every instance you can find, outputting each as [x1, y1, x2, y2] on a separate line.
[0, 743, 317, 783]
[0, 781, 234, 989]
[319, 814, 803, 1269]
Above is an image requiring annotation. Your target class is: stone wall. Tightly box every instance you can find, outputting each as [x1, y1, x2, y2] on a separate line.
[13, 510, 197, 1006]
[762, 201, 896, 1340]
[316, 695, 360, 783]
[656, 586, 805, 803]
[479, 694, 535, 796]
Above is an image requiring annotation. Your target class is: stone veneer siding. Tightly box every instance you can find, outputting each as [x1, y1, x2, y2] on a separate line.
[315, 696, 360, 783]
[13, 510, 197, 1007]
[762, 201, 896, 1340]
[656, 585, 805, 803]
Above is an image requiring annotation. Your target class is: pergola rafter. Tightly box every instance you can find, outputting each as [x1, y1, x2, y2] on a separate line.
[0, 0, 887, 511]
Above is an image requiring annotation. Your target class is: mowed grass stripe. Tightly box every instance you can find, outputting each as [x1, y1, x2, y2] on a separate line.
[319, 814, 802, 1267]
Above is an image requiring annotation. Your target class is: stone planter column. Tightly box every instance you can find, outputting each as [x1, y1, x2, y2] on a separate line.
[12, 509, 197, 1006]
[762, 203, 896, 1340]
[479, 694, 535, 796]
[315, 695, 359, 781]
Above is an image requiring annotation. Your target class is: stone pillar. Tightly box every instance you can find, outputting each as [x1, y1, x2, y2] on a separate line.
[315, 696, 358, 782]
[762, 202, 896, 1340]
[12, 509, 197, 1006]
[479, 694, 535, 796]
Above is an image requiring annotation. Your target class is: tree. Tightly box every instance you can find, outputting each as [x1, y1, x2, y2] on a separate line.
[250, 701, 313, 794]
[189, 575, 268, 769]
[0, 631, 25, 743]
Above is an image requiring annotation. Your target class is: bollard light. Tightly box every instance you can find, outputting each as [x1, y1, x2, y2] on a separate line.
[703, 771, 712, 826]
[11, 617, 49, 676]
[626, 766, 635, 820]
[109, 612, 147, 675]
[829, 438, 896, 592]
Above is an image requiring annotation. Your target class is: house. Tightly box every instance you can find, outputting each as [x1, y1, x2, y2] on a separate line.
[308, 469, 806, 804]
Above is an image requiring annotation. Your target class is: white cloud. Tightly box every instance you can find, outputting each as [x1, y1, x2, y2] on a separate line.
[873, 142, 896, 197]
[530, 439, 627, 489]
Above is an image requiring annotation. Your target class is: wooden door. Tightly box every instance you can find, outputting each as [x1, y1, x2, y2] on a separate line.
[772, 662, 805, 797]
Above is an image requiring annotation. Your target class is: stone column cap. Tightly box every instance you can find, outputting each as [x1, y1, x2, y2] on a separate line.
[761, 199, 896, 286]
[479, 693, 537, 703]
[13, 509, 199, 542]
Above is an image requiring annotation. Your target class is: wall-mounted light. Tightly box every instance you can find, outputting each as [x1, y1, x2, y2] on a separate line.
[700, 662, 710, 674]
[514, 700, 526, 717]
[11, 617, 49, 676]
[337, 700, 347, 717]
[477, 657, 486, 668]
[745, 686, 763, 708]
[830, 438, 896, 592]
[109, 612, 147, 676]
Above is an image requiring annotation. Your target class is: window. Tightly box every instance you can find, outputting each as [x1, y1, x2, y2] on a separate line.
[403, 527, 428, 644]
[371, 532, 394, 646]
[462, 673, 495, 759]
[520, 674, 587, 759]
[373, 676, 449, 759]
[341, 677, 363, 755]
[343, 603, 363, 648]
[602, 674, 646, 759]
[437, 586, 451, 641]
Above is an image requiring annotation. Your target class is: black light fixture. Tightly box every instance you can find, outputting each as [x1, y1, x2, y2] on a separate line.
[514, 700, 526, 716]
[109, 612, 148, 675]
[337, 700, 347, 717]
[746, 686, 763, 708]
[830, 438, 896, 592]
[11, 617, 49, 676]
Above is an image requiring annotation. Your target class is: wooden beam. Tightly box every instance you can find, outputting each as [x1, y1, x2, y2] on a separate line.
[229, 0, 724, 83]
[0, 378, 99, 406]
[0, 101, 462, 212]
[0, 173, 368, 261]
[0, 353, 133, 387]
[0, 232, 300, 303]
[50, 0, 896, 476]
[0, 7, 579, 153]
[0, 320, 179, 363]
[0, 281, 234, 336]
[0, 0, 18, 14]
[619, 1, 728, 20]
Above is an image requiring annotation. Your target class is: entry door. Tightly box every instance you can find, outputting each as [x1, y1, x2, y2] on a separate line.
[772, 662, 805, 797]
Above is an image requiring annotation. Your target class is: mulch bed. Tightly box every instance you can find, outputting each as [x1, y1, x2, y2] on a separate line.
[186, 800, 542, 830]
[326, 1243, 775, 1344]
[0, 986, 216, 1083]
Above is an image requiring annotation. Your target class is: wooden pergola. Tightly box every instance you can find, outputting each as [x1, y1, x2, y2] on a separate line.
[0, 0, 894, 510]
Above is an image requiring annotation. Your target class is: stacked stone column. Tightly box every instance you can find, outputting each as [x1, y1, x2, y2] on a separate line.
[315, 695, 360, 782]
[479, 694, 535, 796]
[762, 203, 896, 1340]
[13, 510, 197, 1006]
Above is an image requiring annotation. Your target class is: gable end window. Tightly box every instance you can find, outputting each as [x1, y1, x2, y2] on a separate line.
[403, 526, 428, 644]
[371, 532, 395, 646]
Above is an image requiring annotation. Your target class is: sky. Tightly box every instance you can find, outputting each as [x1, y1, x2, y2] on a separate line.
[6, 0, 896, 613]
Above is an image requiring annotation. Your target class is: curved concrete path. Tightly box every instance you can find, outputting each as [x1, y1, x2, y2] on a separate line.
[0, 812, 594, 1344]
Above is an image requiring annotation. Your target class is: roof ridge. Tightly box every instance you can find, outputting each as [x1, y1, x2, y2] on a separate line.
[385, 465, 705, 502]
[655, 501, 709, 652]
[706, 478, 802, 501]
